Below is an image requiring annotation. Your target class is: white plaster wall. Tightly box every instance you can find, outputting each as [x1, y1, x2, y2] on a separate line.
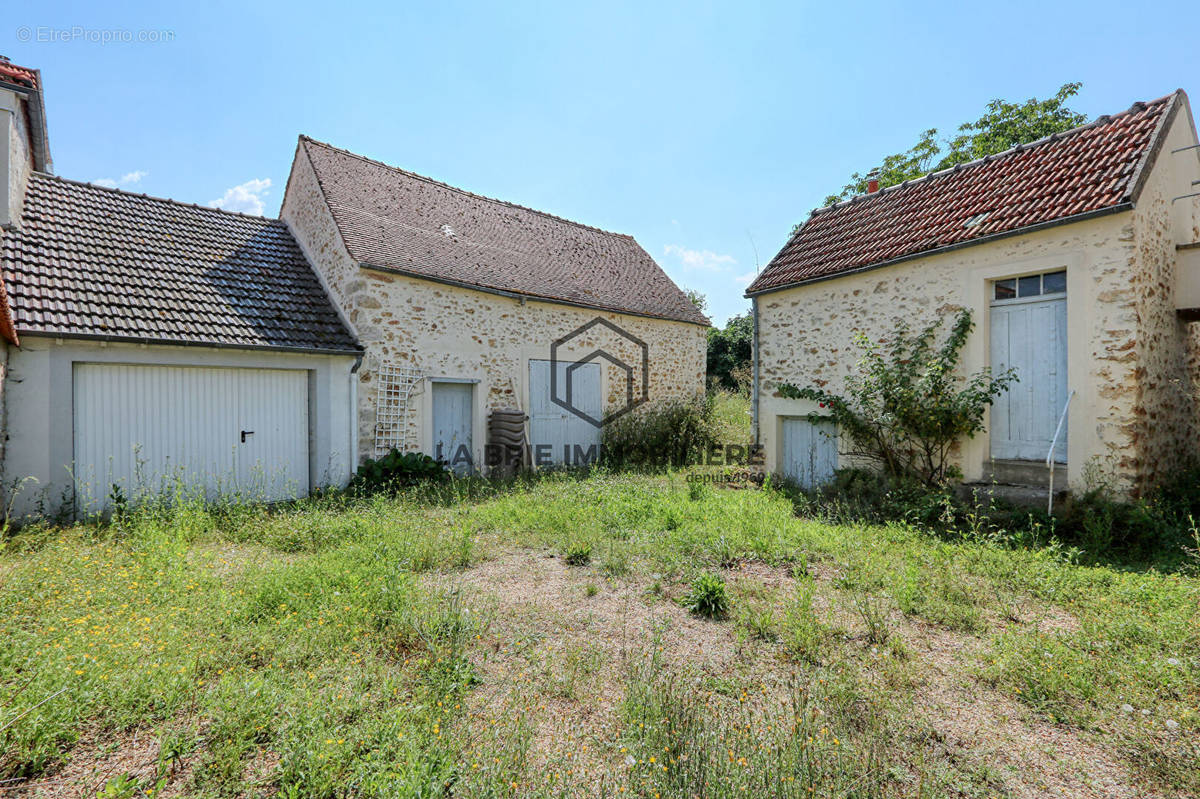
[282, 143, 708, 467]
[0, 343, 8, 471]
[1, 337, 357, 521]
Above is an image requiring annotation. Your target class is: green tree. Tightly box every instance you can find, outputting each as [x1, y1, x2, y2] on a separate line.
[821, 83, 1088, 206]
[707, 312, 753, 392]
[777, 310, 1016, 487]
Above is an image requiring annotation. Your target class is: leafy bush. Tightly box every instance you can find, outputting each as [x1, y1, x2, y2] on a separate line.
[601, 397, 717, 470]
[349, 450, 448, 495]
[782, 462, 1200, 569]
[706, 312, 753, 392]
[779, 309, 1015, 487]
[683, 572, 729, 619]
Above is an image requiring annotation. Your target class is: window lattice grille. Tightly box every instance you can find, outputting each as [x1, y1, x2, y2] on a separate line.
[374, 363, 422, 455]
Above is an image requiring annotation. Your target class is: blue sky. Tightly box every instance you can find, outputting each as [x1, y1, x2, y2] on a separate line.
[8, 0, 1199, 325]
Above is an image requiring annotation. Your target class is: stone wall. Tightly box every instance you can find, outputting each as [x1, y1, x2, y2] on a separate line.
[754, 211, 1143, 493]
[755, 104, 1200, 497]
[282, 144, 707, 464]
[1126, 108, 1200, 491]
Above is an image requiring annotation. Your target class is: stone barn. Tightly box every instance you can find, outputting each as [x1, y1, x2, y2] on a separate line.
[748, 90, 1200, 496]
[281, 136, 708, 470]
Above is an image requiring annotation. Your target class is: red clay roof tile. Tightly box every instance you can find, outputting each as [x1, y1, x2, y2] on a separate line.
[747, 92, 1181, 295]
[0, 59, 37, 90]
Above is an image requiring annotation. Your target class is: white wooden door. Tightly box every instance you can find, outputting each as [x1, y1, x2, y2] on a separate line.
[990, 296, 1068, 462]
[431, 381, 474, 474]
[528, 359, 601, 466]
[73, 363, 309, 513]
[781, 417, 838, 488]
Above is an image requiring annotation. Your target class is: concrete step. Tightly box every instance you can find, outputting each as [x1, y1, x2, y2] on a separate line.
[957, 482, 1064, 511]
[984, 459, 1065, 487]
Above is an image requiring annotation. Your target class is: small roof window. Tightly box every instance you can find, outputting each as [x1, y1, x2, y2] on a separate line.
[964, 211, 990, 229]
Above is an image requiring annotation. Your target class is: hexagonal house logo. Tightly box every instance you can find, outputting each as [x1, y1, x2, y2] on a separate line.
[550, 317, 648, 427]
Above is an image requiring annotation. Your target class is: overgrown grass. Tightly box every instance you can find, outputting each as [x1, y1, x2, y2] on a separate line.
[1, 471, 1197, 795]
[708, 388, 751, 448]
[618, 653, 910, 798]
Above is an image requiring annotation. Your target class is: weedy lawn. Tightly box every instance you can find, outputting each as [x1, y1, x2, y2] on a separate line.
[0, 474, 1196, 798]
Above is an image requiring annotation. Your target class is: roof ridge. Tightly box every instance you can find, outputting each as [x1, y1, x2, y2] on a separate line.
[812, 91, 1179, 216]
[298, 135, 635, 239]
[30, 171, 287, 225]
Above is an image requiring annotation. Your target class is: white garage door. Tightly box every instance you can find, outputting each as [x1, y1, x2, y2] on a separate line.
[73, 363, 309, 513]
[781, 417, 838, 489]
[529, 359, 601, 466]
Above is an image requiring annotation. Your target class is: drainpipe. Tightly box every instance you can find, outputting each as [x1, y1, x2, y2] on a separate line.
[349, 352, 363, 476]
[751, 296, 760, 445]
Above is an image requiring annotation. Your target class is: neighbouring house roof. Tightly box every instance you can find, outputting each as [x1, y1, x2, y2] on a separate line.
[2, 173, 361, 354]
[0, 59, 38, 90]
[0, 57, 51, 173]
[296, 136, 709, 326]
[747, 91, 1184, 296]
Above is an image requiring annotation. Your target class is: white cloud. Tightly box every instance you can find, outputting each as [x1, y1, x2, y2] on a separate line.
[733, 270, 759, 287]
[663, 244, 737, 272]
[91, 170, 148, 189]
[208, 178, 272, 216]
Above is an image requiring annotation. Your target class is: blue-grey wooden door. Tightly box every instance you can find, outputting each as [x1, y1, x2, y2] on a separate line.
[528, 359, 601, 466]
[432, 381, 474, 474]
[781, 417, 838, 488]
[990, 296, 1068, 463]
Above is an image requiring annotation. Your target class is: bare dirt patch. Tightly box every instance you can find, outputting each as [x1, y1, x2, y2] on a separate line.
[430, 549, 1167, 798]
[426, 549, 781, 783]
[4, 722, 198, 799]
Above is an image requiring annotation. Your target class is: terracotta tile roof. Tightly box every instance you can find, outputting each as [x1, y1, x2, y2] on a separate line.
[747, 92, 1182, 296]
[2, 173, 360, 353]
[297, 137, 709, 326]
[0, 59, 38, 90]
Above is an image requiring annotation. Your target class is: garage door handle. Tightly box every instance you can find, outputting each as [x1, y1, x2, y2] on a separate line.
[240, 430, 255, 443]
